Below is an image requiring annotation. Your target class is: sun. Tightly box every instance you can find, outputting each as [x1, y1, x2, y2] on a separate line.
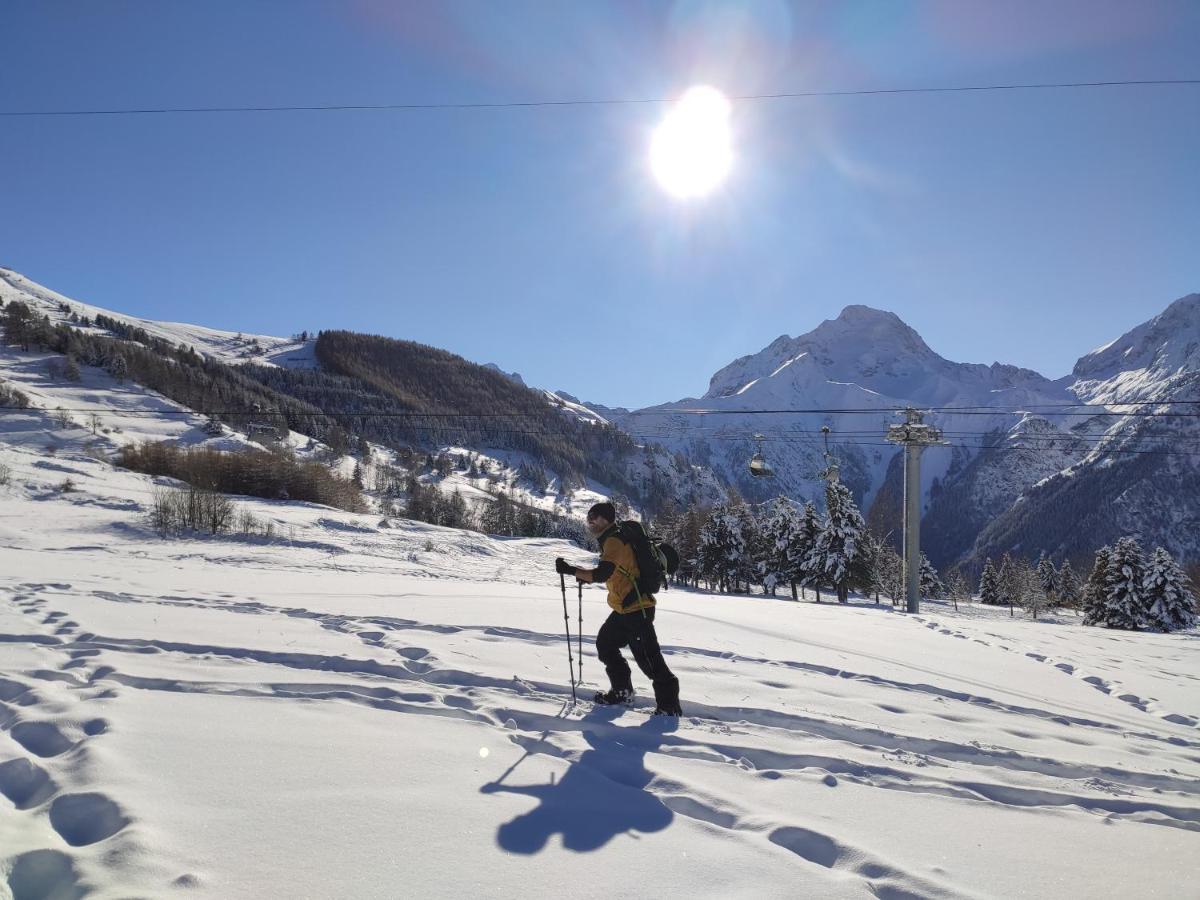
[650, 85, 733, 199]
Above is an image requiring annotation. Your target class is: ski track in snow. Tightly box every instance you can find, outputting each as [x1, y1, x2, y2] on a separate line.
[914, 616, 1200, 730]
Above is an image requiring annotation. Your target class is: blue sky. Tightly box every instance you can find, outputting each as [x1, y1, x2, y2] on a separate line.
[3, 0, 1198, 408]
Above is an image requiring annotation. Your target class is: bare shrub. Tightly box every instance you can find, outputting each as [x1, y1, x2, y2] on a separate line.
[201, 489, 234, 534]
[148, 485, 236, 536]
[0, 380, 31, 409]
[150, 486, 178, 535]
[237, 508, 260, 535]
[117, 441, 364, 512]
[0, 462, 10, 485]
[58, 478, 77, 493]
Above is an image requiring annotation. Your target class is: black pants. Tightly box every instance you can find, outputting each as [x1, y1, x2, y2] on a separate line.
[596, 607, 679, 707]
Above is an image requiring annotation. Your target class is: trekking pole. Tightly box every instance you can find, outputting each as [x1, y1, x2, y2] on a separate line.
[576, 580, 584, 687]
[559, 573, 577, 703]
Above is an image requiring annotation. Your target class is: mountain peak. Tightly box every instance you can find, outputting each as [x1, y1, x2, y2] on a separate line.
[836, 304, 905, 324]
[1072, 292, 1200, 387]
[703, 305, 940, 399]
[806, 305, 934, 358]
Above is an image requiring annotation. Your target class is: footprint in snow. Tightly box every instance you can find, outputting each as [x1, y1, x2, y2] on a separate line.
[10, 721, 75, 758]
[5, 849, 86, 900]
[0, 757, 60, 809]
[49, 792, 130, 846]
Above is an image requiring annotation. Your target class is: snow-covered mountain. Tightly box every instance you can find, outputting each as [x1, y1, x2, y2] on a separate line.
[1071, 293, 1200, 404]
[969, 294, 1200, 570]
[609, 306, 1075, 513]
[611, 297, 1198, 569]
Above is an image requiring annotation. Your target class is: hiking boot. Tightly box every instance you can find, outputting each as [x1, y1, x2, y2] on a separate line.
[593, 688, 635, 706]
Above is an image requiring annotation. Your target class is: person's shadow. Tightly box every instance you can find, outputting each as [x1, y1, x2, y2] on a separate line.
[480, 709, 677, 853]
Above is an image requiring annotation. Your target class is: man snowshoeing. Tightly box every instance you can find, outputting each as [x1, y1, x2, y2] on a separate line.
[555, 502, 683, 717]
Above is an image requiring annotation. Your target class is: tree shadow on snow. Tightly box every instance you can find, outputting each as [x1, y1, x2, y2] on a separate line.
[480, 710, 676, 853]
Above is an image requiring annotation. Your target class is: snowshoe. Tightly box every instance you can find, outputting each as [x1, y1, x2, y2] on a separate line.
[651, 702, 683, 717]
[593, 688, 635, 706]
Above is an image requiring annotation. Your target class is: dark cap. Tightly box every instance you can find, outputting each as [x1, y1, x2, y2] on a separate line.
[587, 502, 616, 524]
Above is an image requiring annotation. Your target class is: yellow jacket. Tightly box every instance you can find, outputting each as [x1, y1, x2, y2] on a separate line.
[581, 524, 656, 614]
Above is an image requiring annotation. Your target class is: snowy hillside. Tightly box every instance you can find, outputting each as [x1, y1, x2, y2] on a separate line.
[0, 268, 724, 520]
[0, 268, 314, 371]
[2, 415, 1198, 898]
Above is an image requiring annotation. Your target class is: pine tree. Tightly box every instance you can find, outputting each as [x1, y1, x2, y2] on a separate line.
[919, 553, 945, 599]
[945, 570, 969, 611]
[997, 553, 1014, 610]
[107, 353, 129, 383]
[1, 300, 34, 351]
[760, 497, 802, 598]
[1082, 546, 1112, 626]
[855, 530, 886, 603]
[699, 504, 746, 593]
[979, 558, 1000, 605]
[1015, 558, 1048, 619]
[63, 356, 82, 382]
[880, 545, 904, 605]
[1057, 559, 1081, 611]
[1102, 537, 1149, 630]
[732, 502, 761, 593]
[1036, 553, 1058, 606]
[1142, 547, 1197, 633]
[805, 480, 866, 604]
[788, 501, 822, 601]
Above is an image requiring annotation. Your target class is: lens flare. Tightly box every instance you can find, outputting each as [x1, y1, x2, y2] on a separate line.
[650, 85, 733, 199]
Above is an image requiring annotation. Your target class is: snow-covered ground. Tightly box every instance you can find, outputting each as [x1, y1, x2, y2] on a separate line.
[2, 426, 1198, 898]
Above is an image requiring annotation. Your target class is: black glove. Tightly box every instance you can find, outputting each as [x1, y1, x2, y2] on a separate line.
[555, 557, 575, 576]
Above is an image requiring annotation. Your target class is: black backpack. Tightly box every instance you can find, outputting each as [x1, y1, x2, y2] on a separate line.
[616, 520, 679, 598]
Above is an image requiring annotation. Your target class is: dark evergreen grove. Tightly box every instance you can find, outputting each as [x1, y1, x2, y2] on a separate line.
[241, 330, 683, 512]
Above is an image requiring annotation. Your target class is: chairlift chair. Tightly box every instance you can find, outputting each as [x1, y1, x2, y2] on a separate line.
[749, 433, 775, 478]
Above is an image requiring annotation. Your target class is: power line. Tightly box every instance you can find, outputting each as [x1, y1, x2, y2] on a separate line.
[630, 407, 1200, 419]
[12, 405, 1200, 434]
[2, 79, 1197, 118]
[12, 410, 1200, 457]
